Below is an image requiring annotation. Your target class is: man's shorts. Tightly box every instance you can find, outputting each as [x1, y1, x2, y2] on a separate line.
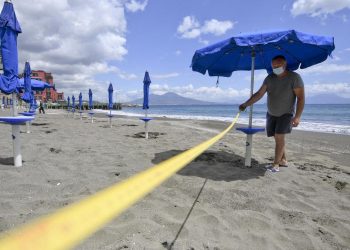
[266, 112, 293, 137]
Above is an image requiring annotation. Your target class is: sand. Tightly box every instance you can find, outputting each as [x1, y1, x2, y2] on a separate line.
[0, 109, 349, 250]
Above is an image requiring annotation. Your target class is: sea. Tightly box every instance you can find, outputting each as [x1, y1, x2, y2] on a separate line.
[109, 104, 350, 135]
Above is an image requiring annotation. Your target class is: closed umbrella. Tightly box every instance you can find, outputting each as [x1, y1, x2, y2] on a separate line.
[191, 29, 335, 167]
[0, 0, 33, 167]
[21, 61, 31, 103]
[78, 92, 83, 120]
[88, 88, 94, 123]
[140, 71, 152, 139]
[67, 96, 70, 114]
[19, 61, 34, 133]
[107, 83, 113, 127]
[72, 95, 75, 115]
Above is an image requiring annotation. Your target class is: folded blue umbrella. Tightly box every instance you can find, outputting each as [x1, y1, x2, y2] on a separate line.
[0, 1, 21, 95]
[67, 96, 70, 110]
[21, 61, 32, 103]
[108, 83, 113, 110]
[79, 92, 82, 111]
[191, 29, 335, 76]
[143, 71, 151, 110]
[88, 89, 93, 110]
[72, 95, 75, 111]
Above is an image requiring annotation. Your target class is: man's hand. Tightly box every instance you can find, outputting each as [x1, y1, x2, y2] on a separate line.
[239, 103, 247, 112]
[291, 116, 300, 127]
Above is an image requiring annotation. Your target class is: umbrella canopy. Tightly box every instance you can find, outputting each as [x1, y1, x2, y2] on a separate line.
[18, 78, 53, 91]
[88, 89, 93, 110]
[142, 71, 151, 110]
[21, 61, 31, 103]
[0, 1, 21, 94]
[79, 92, 82, 110]
[72, 95, 75, 110]
[191, 30, 335, 76]
[108, 83, 113, 110]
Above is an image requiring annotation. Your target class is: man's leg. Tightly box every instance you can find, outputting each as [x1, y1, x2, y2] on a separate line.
[273, 133, 285, 167]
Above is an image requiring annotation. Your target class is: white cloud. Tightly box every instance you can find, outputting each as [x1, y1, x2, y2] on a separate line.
[201, 19, 234, 36]
[291, 0, 350, 17]
[345, 48, 350, 51]
[306, 83, 350, 98]
[175, 50, 182, 56]
[125, 0, 148, 13]
[152, 73, 179, 79]
[15, 0, 128, 100]
[177, 16, 201, 39]
[299, 63, 350, 74]
[177, 16, 235, 40]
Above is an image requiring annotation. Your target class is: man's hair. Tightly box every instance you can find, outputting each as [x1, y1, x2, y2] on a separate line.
[272, 55, 286, 61]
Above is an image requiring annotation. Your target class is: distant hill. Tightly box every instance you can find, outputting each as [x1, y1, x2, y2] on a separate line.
[127, 92, 217, 105]
[307, 94, 350, 104]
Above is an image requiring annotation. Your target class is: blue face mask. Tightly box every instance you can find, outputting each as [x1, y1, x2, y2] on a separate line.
[273, 66, 284, 75]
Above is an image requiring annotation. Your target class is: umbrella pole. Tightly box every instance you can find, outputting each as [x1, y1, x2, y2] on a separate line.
[145, 109, 148, 139]
[11, 93, 22, 167]
[244, 52, 255, 167]
[109, 110, 112, 128]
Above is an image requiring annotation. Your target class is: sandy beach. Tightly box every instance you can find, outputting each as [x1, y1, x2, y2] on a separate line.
[0, 110, 349, 250]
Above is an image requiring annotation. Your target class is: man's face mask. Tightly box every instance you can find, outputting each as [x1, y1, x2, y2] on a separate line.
[272, 66, 284, 75]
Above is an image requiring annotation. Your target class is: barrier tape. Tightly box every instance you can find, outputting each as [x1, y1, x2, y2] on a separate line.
[0, 112, 240, 250]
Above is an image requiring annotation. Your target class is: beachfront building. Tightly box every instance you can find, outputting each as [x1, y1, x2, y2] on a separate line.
[18, 70, 65, 103]
[31, 70, 64, 103]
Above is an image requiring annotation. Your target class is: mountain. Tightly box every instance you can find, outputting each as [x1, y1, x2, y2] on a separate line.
[127, 92, 217, 105]
[307, 94, 350, 104]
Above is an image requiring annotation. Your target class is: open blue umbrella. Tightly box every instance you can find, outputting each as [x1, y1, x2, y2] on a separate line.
[191, 30, 335, 167]
[88, 88, 94, 123]
[140, 71, 152, 139]
[18, 78, 53, 91]
[143, 71, 151, 110]
[21, 61, 31, 103]
[0, 0, 21, 95]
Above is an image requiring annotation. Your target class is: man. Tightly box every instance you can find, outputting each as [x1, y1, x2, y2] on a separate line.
[239, 55, 305, 173]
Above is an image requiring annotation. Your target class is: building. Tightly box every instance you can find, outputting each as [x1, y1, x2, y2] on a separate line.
[31, 70, 64, 103]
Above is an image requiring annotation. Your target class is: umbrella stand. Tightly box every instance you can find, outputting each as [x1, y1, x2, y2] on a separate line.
[145, 109, 148, 139]
[109, 109, 112, 128]
[236, 51, 265, 167]
[11, 93, 22, 167]
[245, 52, 255, 167]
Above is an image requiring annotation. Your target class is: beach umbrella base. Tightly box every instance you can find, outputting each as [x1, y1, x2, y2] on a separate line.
[0, 116, 35, 167]
[88, 112, 95, 123]
[140, 117, 152, 139]
[236, 127, 265, 167]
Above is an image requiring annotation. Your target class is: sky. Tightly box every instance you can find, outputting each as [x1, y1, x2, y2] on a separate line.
[13, 0, 350, 103]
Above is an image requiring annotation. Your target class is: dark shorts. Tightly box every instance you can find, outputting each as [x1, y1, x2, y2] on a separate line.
[266, 112, 293, 137]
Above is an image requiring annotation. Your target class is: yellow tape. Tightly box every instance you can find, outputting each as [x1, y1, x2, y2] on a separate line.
[0, 113, 240, 250]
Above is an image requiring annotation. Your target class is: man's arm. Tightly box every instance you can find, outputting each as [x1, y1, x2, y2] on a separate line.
[239, 84, 267, 111]
[292, 87, 305, 127]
